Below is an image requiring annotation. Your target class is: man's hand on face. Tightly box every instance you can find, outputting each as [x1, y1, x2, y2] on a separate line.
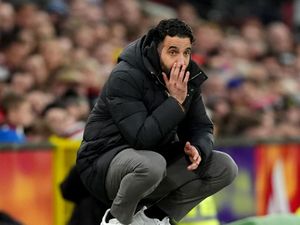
[184, 141, 201, 171]
[162, 63, 190, 104]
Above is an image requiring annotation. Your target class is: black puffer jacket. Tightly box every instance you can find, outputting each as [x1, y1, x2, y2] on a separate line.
[76, 30, 214, 204]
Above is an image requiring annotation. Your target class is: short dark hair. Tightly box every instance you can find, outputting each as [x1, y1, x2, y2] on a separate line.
[1, 92, 26, 114]
[153, 18, 195, 44]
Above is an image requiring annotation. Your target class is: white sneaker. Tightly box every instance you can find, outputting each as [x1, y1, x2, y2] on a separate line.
[160, 217, 171, 225]
[101, 209, 124, 225]
[132, 207, 171, 225]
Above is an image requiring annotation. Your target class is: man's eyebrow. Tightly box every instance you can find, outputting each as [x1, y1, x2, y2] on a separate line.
[168, 46, 179, 50]
[167, 46, 192, 51]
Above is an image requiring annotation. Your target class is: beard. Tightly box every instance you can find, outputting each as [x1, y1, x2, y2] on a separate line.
[160, 60, 171, 78]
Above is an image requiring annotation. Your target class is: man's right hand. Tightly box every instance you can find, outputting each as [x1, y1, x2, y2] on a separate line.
[162, 63, 190, 104]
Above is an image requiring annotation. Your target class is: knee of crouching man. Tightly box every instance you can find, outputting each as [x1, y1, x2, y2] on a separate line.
[140, 153, 167, 186]
[224, 155, 238, 185]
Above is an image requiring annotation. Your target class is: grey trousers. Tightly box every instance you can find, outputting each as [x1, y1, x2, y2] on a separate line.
[105, 149, 238, 225]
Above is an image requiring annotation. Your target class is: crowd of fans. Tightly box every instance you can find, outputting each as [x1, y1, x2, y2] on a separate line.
[1, 0, 300, 143]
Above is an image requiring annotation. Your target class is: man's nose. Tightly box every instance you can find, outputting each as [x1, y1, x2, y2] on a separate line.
[177, 54, 185, 64]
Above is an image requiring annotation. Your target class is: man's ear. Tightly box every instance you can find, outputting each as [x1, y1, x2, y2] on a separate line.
[157, 42, 162, 56]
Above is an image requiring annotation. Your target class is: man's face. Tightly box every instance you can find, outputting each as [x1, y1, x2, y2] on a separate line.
[158, 35, 192, 75]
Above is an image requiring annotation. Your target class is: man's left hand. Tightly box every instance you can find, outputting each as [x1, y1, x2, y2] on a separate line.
[184, 142, 201, 171]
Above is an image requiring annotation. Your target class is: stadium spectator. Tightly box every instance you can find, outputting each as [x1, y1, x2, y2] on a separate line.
[0, 92, 34, 143]
[42, 101, 85, 140]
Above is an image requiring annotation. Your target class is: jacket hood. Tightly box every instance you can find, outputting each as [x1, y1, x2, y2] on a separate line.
[118, 28, 158, 73]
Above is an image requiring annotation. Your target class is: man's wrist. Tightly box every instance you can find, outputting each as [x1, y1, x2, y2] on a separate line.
[171, 96, 185, 112]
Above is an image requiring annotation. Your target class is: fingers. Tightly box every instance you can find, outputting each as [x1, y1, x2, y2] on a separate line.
[170, 63, 179, 82]
[178, 64, 187, 82]
[187, 155, 201, 171]
[193, 153, 198, 161]
[187, 160, 199, 171]
[196, 154, 201, 165]
[172, 63, 182, 81]
[184, 141, 192, 152]
[183, 71, 190, 83]
[187, 164, 196, 171]
[164, 63, 189, 104]
[170, 63, 188, 82]
[185, 141, 201, 171]
[162, 72, 168, 85]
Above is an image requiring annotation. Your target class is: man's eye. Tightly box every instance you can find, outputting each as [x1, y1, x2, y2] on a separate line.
[184, 51, 191, 56]
[169, 51, 176, 55]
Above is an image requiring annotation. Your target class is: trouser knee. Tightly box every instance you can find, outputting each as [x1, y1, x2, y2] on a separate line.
[138, 152, 167, 187]
[222, 154, 238, 185]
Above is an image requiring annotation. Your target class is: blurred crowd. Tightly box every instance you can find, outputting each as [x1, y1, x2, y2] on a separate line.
[1, 0, 300, 143]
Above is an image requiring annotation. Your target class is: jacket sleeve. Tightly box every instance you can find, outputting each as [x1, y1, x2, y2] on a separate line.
[105, 71, 185, 149]
[180, 89, 214, 163]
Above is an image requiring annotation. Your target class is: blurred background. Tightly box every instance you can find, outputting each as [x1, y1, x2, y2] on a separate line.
[0, 0, 300, 224]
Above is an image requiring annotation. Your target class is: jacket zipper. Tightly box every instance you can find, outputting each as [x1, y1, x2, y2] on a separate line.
[189, 71, 202, 81]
